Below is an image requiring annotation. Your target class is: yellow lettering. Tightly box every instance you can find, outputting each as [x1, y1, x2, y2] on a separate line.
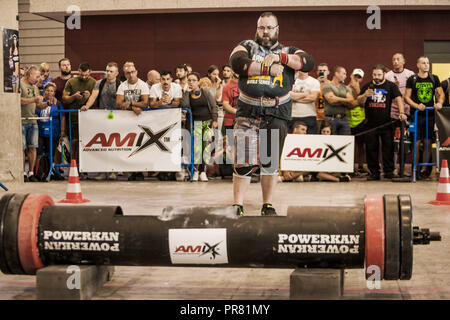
[272, 74, 283, 87]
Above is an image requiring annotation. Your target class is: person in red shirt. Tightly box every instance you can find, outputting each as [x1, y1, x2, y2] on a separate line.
[221, 71, 240, 161]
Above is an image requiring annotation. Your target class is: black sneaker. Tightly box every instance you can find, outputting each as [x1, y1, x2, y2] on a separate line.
[136, 172, 145, 181]
[384, 172, 395, 179]
[261, 203, 277, 216]
[28, 175, 39, 182]
[339, 174, 351, 182]
[233, 204, 245, 216]
[367, 175, 380, 181]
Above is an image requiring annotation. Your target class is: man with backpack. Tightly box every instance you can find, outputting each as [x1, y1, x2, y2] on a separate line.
[404, 56, 445, 179]
[81, 62, 121, 180]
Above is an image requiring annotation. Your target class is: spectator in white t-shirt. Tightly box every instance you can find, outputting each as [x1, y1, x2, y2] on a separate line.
[289, 71, 321, 134]
[385, 53, 415, 119]
[149, 70, 182, 108]
[116, 64, 150, 181]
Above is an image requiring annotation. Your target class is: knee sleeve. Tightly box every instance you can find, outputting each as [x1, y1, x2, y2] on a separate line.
[233, 166, 254, 179]
[260, 166, 279, 176]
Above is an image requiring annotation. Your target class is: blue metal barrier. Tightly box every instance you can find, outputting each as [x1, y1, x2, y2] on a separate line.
[55, 107, 194, 181]
[412, 107, 436, 182]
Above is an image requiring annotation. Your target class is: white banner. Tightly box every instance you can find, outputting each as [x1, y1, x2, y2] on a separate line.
[79, 109, 181, 172]
[281, 134, 355, 173]
[169, 228, 228, 265]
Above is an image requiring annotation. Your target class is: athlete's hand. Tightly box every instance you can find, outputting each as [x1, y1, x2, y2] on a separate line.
[270, 64, 284, 77]
[399, 113, 407, 121]
[262, 54, 280, 68]
[434, 102, 443, 110]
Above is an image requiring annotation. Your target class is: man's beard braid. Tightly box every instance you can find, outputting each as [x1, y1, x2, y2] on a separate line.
[255, 32, 278, 47]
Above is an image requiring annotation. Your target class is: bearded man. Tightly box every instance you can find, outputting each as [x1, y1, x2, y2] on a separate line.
[357, 64, 407, 181]
[62, 62, 96, 162]
[229, 11, 315, 216]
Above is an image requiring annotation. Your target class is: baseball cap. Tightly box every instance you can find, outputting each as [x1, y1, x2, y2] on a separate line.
[352, 69, 364, 78]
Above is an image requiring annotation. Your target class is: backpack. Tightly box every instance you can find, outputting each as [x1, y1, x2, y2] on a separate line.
[34, 155, 50, 182]
[94, 78, 122, 108]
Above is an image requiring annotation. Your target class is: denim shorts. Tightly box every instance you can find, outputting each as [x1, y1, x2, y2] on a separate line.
[22, 123, 39, 150]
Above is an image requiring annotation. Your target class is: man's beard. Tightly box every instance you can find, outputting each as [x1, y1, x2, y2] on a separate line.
[61, 70, 71, 76]
[255, 32, 278, 47]
[374, 77, 384, 84]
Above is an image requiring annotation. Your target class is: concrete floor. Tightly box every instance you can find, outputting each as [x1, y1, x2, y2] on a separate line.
[0, 176, 449, 300]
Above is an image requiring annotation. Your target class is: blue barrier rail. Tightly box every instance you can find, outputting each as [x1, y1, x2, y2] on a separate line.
[53, 107, 194, 181]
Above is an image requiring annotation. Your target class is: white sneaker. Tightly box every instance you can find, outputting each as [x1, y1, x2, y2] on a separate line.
[200, 172, 208, 182]
[193, 171, 199, 181]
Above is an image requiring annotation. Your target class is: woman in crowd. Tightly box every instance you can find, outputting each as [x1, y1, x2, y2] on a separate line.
[181, 72, 218, 182]
[9, 34, 20, 93]
[316, 121, 351, 182]
[35, 82, 64, 180]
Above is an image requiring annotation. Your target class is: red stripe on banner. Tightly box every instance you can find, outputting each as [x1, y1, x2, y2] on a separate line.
[68, 176, 80, 184]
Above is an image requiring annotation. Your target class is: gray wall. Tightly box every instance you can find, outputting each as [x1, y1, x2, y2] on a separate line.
[19, 0, 64, 78]
[0, 0, 23, 185]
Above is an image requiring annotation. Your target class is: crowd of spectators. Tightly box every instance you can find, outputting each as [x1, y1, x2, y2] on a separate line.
[19, 53, 449, 183]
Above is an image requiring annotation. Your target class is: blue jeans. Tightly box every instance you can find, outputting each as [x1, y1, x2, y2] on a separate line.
[325, 116, 351, 135]
[22, 123, 39, 150]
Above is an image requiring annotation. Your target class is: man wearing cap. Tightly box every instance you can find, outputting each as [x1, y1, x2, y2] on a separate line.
[229, 11, 314, 216]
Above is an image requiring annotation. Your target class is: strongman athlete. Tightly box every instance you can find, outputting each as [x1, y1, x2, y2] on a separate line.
[229, 12, 314, 216]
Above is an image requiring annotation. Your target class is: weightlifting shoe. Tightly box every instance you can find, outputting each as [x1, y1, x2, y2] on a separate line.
[233, 204, 245, 216]
[261, 203, 277, 216]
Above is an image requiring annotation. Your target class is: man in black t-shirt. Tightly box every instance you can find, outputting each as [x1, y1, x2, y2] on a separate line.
[229, 12, 314, 216]
[404, 56, 444, 178]
[358, 64, 406, 180]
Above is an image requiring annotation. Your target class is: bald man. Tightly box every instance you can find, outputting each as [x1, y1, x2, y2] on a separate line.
[37, 62, 52, 95]
[385, 53, 415, 119]
[146, 70, 161, 90]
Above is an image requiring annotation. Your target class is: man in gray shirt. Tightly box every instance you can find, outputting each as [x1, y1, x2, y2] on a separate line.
[81, 62, 121, 180]
[321, 66, 358, 135]
[81, 62, 121, 110]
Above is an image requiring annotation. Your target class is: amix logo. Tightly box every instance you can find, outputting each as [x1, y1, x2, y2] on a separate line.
[286, 142, 352, 164]
[174, 242, 222, 260]
[83, 123, 177, 157]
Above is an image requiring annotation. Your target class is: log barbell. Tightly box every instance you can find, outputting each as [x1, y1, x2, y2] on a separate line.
[0, 193, 441, 281]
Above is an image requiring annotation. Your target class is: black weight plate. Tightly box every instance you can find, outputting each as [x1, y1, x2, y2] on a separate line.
[384, 194, 400, 280]
[0, 194, 15, 274]
[398, 194, 413, 280]
[2, 194, 28, 274]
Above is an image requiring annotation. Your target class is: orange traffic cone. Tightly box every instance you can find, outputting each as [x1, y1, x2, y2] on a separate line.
[429, 159, 450, 205]
[59, 160, 90, 204]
